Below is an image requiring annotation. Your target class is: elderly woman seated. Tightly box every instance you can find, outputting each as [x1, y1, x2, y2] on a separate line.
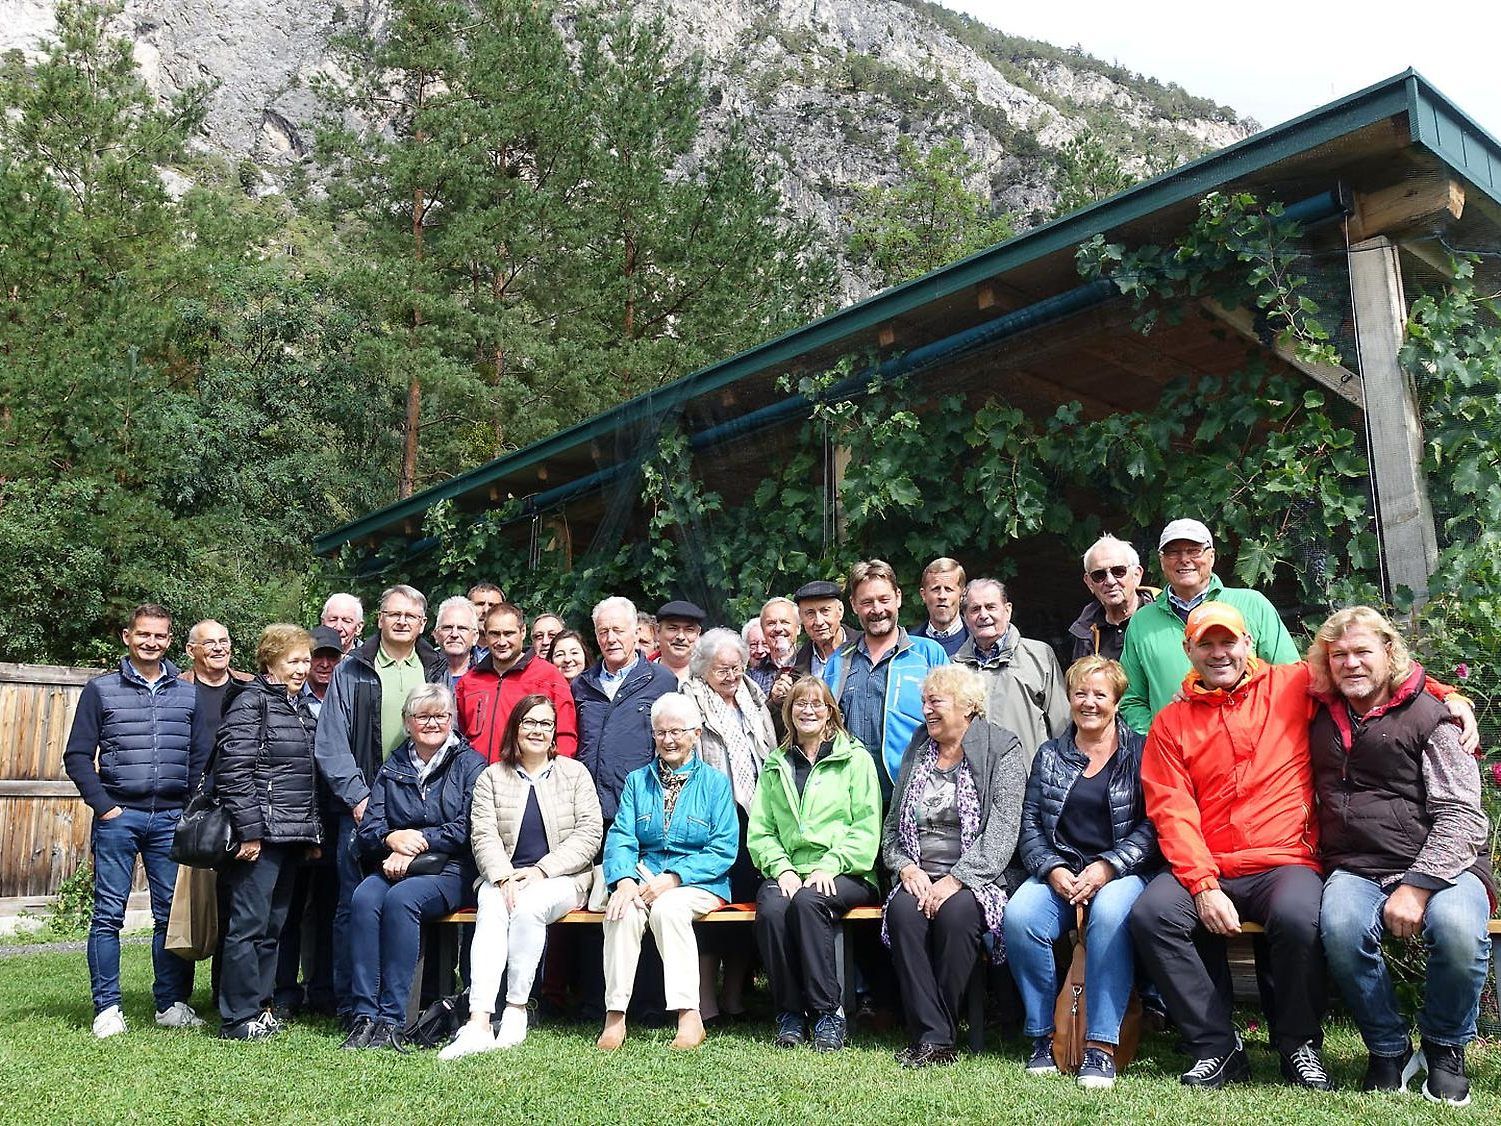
[682, 626, 777, 1020]
[596, 692, 738, 1052]
[747, 675, 881, 1052]
[440, 694, 603, 1059]
[882, 664, 1027, 1068]
[340, 684, 487, 1051]
[1003, 656, 1158, 1090]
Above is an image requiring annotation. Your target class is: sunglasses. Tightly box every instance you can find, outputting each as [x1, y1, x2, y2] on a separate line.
[1088, 564, 1131, 583]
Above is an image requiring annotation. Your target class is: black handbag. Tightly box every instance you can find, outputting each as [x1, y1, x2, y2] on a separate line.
[170, 787, 238, 868]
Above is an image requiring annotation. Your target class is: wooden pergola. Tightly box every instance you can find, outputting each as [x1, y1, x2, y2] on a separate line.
[318, 70, 1501, 614]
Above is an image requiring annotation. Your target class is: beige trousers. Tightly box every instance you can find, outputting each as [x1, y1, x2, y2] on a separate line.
[603, 885, 722, 1012]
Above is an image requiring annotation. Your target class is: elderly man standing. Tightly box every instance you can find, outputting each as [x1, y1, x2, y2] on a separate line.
[910, 557, 969, 657]
[951, 578, 1068, 769]
[653, 600, 706, 685]
[180, 619, 252, 790]
[320, 593, 365, 655]
[574, 596, 680, 827]
[1118, 519, 1298, 733]
[1308, 608, 1494, 1105]
[431, 596, 481, 691]
[313, 584, 447, 1023]
[793, 580, 860, 681]
[825, 560, 948, 804]
[1068, 535, 1157, 663]
[755, 596, 802, 713]
[63, 604, 202, 1037]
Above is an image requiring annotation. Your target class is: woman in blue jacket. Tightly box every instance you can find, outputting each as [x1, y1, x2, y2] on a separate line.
[596, 692, 738, 1053]
[340, 683, 486, 1051]
[1002, 656, 1159, 1090]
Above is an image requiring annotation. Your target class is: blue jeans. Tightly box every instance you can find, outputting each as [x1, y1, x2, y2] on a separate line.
[349, 870, 465, 1024]
[1321, 868, 1491, 1053]
[87, 806, 194, 1014]
[331, 813, 359, 1014]
[1004, 872, 1147, 1044]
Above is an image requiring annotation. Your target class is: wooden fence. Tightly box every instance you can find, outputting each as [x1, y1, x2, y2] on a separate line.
[0, 662, 133, 900]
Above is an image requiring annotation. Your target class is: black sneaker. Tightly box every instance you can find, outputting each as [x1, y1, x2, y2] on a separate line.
[369, 1022, 411, 1053]
[811, 1012, 847, 1052]
[774, 1011, 806, 1049]
[1362, 1043, 1419, 1093]
[1420, 1041, 1471, 1107]
[1181, 1036, 1251, 1089]
[1026, 1035, 1057, 1075]
[896, 1041, 958, 1069]
[218, 1013, 275, 1041]
[1078, 1046, 1117, 1090]
[1280, 1040, 1335, 1091]
[339, 1016, 378, 1050]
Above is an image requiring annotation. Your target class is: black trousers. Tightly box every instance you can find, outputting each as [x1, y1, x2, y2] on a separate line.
[887, 887, 984, 1047]
[1129, 865, 1325, 1057]
[755, 876, 876, 1017]
[273, 861, 337, 1012]
[219, 843, 302, 1027]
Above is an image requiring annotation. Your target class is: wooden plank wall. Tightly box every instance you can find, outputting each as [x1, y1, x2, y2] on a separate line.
[0, 662, 146, 899]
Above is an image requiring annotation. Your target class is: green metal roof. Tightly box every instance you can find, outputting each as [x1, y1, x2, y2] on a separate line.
[316, 68, 1501, 557]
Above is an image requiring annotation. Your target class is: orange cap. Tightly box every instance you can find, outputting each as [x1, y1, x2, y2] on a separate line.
[1184, 601, 1249, 643]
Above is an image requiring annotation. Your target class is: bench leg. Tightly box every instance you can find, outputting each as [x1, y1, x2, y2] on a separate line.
[836, 926, 854, 1018]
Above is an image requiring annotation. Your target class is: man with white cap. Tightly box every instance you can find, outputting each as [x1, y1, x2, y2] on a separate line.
[1117, 518, 1298, 733]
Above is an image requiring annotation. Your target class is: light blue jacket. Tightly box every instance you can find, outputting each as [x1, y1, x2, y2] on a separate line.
[603, 753, 739, 903]
[824, 628, 949, 791]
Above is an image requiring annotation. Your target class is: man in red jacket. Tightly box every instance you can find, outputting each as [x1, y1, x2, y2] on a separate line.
[1129, 601, 1334, 1092]
[457, 603, 577, 762]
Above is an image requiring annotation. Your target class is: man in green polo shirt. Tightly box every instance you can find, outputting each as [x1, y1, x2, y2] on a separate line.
[1118, 519, 1299, 733]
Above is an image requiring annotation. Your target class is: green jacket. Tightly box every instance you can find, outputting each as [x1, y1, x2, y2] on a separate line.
[1118, 575, 1299, 733]
[746, 731, 881, 886]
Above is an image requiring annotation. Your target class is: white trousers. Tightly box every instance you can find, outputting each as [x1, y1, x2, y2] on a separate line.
[468, 876, 582, 1014]
[603, 886, 722, 1012]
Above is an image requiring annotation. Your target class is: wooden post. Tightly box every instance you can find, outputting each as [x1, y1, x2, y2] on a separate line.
[1348, 235, 1439, 603]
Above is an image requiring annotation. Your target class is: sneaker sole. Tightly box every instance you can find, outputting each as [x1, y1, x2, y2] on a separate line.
[1078, 1075, 1116, 1090]
[1026, 1064, 1059, 1075]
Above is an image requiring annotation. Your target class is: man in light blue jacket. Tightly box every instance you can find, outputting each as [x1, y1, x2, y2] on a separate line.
[824, 559, 949, 805]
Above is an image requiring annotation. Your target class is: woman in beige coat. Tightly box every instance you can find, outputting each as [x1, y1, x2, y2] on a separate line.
[440, 694, 602, 1058]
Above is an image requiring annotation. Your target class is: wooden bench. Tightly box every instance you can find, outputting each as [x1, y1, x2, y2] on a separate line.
[422, 903, 987, 1049]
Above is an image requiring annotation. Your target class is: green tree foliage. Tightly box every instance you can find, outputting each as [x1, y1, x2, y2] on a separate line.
[1052, 128, 1139, 215]
[847, 136, 1014, 288]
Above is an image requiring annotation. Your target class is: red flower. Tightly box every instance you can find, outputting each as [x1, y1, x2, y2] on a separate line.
[1456, 662, 1470, 679]
[1491, 761, 1501, 788]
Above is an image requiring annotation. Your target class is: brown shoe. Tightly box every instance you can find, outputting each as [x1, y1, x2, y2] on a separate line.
[596, 1013, 626, 1051]
[670, 1010, 706, 1050]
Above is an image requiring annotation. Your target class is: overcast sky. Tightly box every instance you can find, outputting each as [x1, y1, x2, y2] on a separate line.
[943, 1, 1501, 137]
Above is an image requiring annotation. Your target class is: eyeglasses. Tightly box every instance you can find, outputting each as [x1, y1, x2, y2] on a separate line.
[1087, 565, 1130, 583]
[518, 718, 555, 731]
[410, 712, 450, 726]
[436, 623, 475, 634]
[792, 700, 829, 712]
[1160, 546, 1208, 561]
[382, 611, 424, 623]
[653, 727, 696, 740]
[709, 664, 744, 678]
[197, 640, 232, 651]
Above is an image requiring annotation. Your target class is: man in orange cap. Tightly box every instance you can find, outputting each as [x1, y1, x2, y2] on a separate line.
[1129, 602, 1475, 1093]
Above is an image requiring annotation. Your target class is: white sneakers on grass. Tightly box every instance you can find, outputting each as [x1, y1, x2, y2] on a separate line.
[155, 1002, 205, 1028]
[495, 1006, 528, 1049]
[92, 1005, 127, 1038]
[439, 1022, 500, 1060]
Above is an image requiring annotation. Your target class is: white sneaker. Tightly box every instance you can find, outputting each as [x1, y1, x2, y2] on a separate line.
[495, 1006, 528, 1049]
[93, 1005, 127, 1038]
[439, 1022, 499, 1060]
[155, 1001, 205, 1029]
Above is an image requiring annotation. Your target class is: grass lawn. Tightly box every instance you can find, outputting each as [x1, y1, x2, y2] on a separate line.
[1, 945, 1493, 1124]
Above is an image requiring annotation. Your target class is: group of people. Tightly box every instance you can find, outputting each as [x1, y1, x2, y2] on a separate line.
[62, 518, 1494, 1105]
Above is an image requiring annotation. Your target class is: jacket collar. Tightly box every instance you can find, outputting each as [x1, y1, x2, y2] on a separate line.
[1314, 661, 1429, 750]
[118, 656, 183, 689]
[351, 634, 445, 675]
[1067, 588, 1159, 640]
[1181, 654, 1266, 704]
[766, 732, 853, 775]
[475, 648, 534, 678]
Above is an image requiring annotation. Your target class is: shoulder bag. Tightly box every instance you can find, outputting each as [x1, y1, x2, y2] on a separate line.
[1052, 904, 1144, 1073]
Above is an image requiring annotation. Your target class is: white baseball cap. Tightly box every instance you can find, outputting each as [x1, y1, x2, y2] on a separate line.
[1158, 519, 1214, 551]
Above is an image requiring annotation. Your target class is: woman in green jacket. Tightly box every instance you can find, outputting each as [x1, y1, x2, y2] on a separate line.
[747, 675, 881, 1052]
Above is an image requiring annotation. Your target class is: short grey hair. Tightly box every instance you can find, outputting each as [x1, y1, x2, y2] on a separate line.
[690, 627, 749, 680]
[434, 596, 479, 629]
[959, 578, 1009, 613]
[759, 596, 797, 622]
[1082, 534, 1141, 571]
[381, 584, 427, 616]
[402, 681, 454, 719]
[650, 691, 703, 728]
[321, 592, 364, 620]
[592, 596, 637, 628]
[740, 617, 763, 643]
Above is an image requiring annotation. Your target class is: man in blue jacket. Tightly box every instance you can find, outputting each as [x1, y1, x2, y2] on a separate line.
[825, 560, 949, 804]
[63, 603, 202, 1038]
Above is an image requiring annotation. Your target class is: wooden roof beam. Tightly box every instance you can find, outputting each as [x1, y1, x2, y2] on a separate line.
[1199, 301, 1363, 406]
[1347, 177, 1464, 243]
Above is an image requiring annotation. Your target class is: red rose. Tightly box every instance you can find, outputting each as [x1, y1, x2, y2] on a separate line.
[1456, 662, 1470, 679]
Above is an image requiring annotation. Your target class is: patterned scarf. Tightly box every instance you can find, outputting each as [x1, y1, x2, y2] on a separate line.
[882, 739, 1008, 952]
[657, 757, 689, 829]
[696, 678, 771, 810]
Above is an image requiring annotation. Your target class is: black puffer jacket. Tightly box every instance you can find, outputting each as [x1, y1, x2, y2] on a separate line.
[1017, 719, 1158, 879]
[216, 677, 321, 845]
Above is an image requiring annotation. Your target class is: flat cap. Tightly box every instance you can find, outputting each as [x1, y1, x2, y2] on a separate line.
[656, 600, 706, 622]
[793, 580, 844, 603]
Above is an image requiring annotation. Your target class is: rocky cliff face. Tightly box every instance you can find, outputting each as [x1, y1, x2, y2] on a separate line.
[3, 0, 1254, 299]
